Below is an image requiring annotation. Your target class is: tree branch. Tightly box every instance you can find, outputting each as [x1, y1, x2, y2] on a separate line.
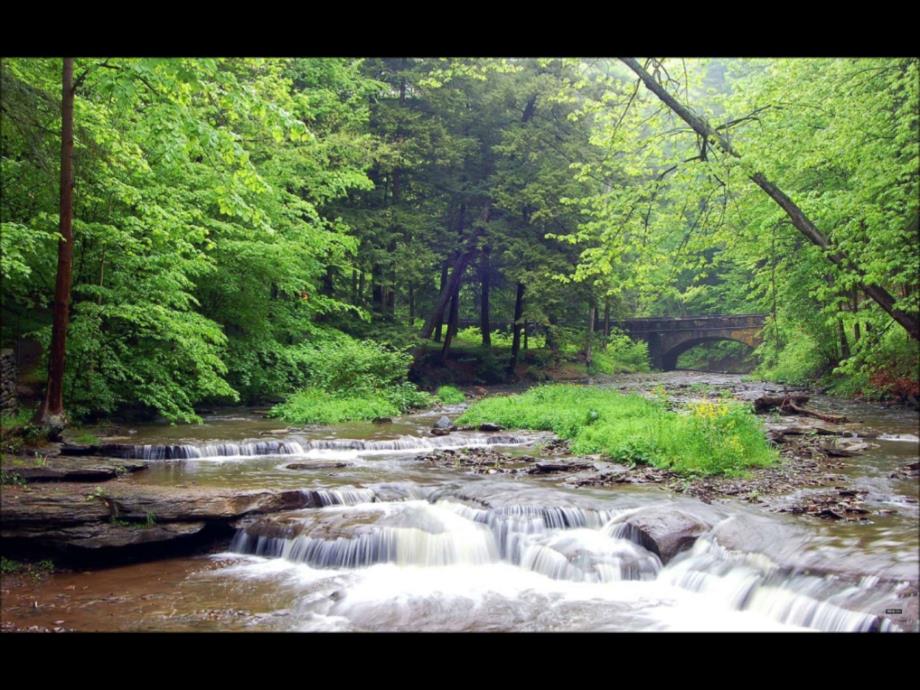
[618, 56, 919, 340]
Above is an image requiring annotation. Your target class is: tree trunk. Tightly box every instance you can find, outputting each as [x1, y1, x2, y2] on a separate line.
[480, 246, 491, 347]
[507, 282, 525, 376]
[603, 300, 610, 346]
[523, 322, 528, 350]
[385, 286, 395, 316]
[440, 284, 461, 360]
[434, 260, 448, 342]
[585, 302, 596, 367]
[36, 58, 75, 438]
[420, 203, 487, 341]
[546, 316, 558, 355]
[851, 291, 861, 343]
[371, 263, 384, 314]
[322, 266, 335, 296]
[408, 282, 415, 325]
[620, 57, 920, 341]
[836, 317, 851, 361]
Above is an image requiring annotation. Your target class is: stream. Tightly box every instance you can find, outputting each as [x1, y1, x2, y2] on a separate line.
[2, 372, 917, 632]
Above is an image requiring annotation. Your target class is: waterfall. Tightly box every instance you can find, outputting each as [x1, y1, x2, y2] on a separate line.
[660, 537, 895, 632]
[123, 440, 306, 460]
[93, 433, 537, 461]
[301, 488, 377, 507]
[227, 499, 906, 632]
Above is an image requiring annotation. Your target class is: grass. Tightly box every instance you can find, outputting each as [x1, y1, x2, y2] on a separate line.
[70, 430, 100, 445]
[1, 557, 54, 579]
[1, 408, 32, 435]
[270, 384, 435, 425]
[456, 384, 777, 477]
[436, 385, 466, 404]
[110, 512, 157, 529]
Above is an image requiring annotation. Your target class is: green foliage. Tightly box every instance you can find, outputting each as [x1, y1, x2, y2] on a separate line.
[2, 56, 916, 424]
[0, 408, 32, 436]
[436, 385, 466, 404]
[70, 430, 100, 445]
[457, 384, 776, 476]
[109, 512, 157, 529]
[677, 340, 756, 373]
[269, 335, 433, 424]
[756, 330, 831, 387]
[270, 388, 400, 425]
[828, 328, 919, 399]
[1, 58, 378, 422]
[297, 335, 412, 393]
[590, 332, 650, 375]
[0, 557, 54, 578]
[1, 469, 27, 486]
[453, 327, 546, 350]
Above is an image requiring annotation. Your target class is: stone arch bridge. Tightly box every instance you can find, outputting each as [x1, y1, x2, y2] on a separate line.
[611, 314, 766, 371]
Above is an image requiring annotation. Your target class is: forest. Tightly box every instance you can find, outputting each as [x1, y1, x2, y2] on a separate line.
[0, 57, 917, 634]
[2, 57, 917, 430]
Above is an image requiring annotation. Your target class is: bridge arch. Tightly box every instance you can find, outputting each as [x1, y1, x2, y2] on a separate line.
[612, 314, 765, 371]
[660, 335, 757, 371]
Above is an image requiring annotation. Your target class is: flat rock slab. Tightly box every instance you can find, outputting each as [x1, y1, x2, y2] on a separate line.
[528, 462, 595, 475]
[1, 456, 147, 483]
[6, 521, 209, 550]
[1, 483, 312, 531]
[285, 462, 349, 470]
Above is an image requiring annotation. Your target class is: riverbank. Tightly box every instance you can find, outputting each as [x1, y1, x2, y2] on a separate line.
[2, 371, 917, 632]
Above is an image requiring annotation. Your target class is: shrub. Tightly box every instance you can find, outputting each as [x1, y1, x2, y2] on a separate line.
[436, 385, 466, 404]
[270, 335, 434, 424]
[270, 388, 400, 425]
[589, 331, 649, 374]
[756, 329, 831, 387]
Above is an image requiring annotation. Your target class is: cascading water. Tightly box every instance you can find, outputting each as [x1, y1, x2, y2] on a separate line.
[21, 377, 913, 633]
[660, 537, 900, 632]
[97, 433, 540, 461]
[227, 497, 911, 632]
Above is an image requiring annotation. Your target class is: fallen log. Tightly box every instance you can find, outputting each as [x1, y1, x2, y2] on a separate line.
[753, 393, 810, 413]
[782, 400, 848, 424]
[753, 394, 848, 423]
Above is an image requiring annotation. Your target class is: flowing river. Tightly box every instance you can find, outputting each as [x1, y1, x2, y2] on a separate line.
[2, 373, 917, 632]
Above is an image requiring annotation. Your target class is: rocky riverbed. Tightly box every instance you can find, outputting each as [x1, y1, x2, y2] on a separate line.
[2, 372, 917, 632]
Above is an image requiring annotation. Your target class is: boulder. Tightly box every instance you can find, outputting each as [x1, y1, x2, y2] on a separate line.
[819, 437, 873, 457]
[431, 427, 451, 436]
[433, 415, 452, 429]
[478, 423, 504, 432]
[610, 507, 713, 563]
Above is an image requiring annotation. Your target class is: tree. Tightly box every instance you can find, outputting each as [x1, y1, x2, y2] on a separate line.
[34, 58, 75, 437]
[619, 57, 919, 341]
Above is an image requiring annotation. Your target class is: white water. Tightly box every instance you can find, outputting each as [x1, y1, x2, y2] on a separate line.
[225, 498, 906, 632]
[877, 433, 920, 443]
[121, 433, 540, 461]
